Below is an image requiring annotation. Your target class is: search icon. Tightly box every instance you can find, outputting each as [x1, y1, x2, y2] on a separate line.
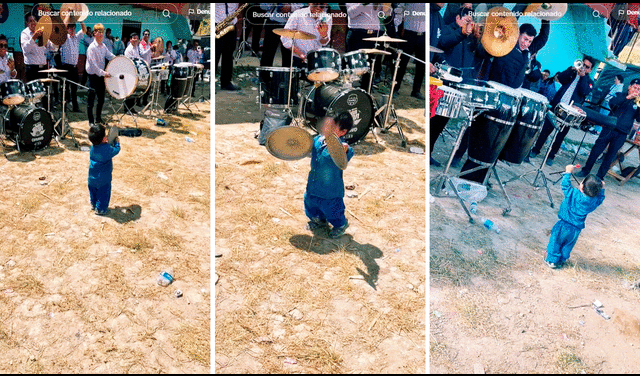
[162, 9, 170, 18]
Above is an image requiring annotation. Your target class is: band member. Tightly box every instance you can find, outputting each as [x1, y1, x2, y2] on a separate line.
[346, 3, 384, 89]
[187, 40, 203, 96]
[113, 35, 125, 56]
[575, 79, 640, 180]
[429, 3, 447, 167]
[260, 3, 301, 67]
[528, 56, 595, 166]
[138, 29, 154, 106]
[21, 13, 56, 109]
[85, 24, 115, 125]
[0, 35, 17, 85]
[162, 40, 176, 94]
[104, 28, 114, 54]
[280, 3, 332, 68]
[394, 3, 426, 100]
[61, 21, 87, 112]
[123, 32, 151, 114]
[215, 3, 241, 91]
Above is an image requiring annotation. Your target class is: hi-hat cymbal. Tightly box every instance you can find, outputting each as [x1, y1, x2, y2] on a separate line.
[430, 46, 444, 53]
[363, 35, 406, 43]
[273, 28, 316, 40]
[360, 48, 391, 56]
[39, 68, 68, 73]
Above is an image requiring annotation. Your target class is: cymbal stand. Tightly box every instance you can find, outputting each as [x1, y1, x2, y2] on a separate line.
[53, 76, 80, 148]
[234, 17, 259, 62]
[502, 112, 568, 208]
[431, 104, 489, 223]
[376, 47, 406, 147]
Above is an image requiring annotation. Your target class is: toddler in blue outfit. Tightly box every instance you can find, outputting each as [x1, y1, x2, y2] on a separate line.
[546, 164, 605, 269]
[88, 124, 120, 215]
[305, 113, 354, 238]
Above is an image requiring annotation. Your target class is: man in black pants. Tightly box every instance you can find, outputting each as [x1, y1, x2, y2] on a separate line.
[346, 4, 384, 90]
[393, 3, 426, 100]
[21, 13, 55, 109]
[576, 79, 640, 180]
[215, 3, 240, 91]
[528, 56, 595, 166]
[85, 24, 115, 125]
[60, 21, 87, 112]
[259, 4, 299, 67]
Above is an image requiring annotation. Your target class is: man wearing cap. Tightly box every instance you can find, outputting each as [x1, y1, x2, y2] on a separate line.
[576, 78, 640, 180]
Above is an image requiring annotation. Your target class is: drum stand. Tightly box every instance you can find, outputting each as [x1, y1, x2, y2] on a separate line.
[107, 97, 140, 128]
[234, 17, 260, 62]
[502, 113, 569, 208]
[178, 76, 198, 113]
[140, 78, 165, 120]
[53, 77, 80, 148]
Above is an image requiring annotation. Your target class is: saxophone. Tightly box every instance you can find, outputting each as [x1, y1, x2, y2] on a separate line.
[215, 3, 250, 39]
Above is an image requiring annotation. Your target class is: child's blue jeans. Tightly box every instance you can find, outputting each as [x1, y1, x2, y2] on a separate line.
[546, 219, 581, 264]
[89, 182, 112, 212]
[304, 193, 347, 228]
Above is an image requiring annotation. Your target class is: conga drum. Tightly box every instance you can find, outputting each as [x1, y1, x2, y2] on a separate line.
[499, 89, 549, 164]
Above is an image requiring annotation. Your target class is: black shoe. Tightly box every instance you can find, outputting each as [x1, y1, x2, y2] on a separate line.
[529, 150, 539, 159]
[72, 106, 80, 113]
[411, 91, 426, 100]
[451, 157, 462, 169]
[221, 83, 240, 91]
[430, 157, 441, 167]
[546, 158, 554, 166]
[96, 118, 105, 125]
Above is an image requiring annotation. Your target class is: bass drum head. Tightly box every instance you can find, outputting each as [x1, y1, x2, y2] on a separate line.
[105, 56, 150, 99]
[305, 85, 373, 145]
[9, 105, 53, 151]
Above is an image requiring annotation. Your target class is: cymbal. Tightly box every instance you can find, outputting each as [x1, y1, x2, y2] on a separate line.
[324, 133, 348, 170]
[363, 35, 406, 43]
[39, 68, 68, 73]
[360, 48, 391, 56]
[49, 15, 67, 46]
[430, 46, 444, 54]
[265, 126, 313, 160]
[39, 78, 60, 83]
[273, 28, 316, 40]
[60, 3, 81, 25]
[481, 6, 519, 57]
[152, 55, 166, 60]
[35, 15, 53, 47]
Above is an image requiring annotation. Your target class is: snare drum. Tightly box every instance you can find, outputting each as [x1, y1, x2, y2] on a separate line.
[0, 79, 26, 106]
[554, 102, 586, 128]
[341, 50, 369, 78]
[434, 86, 466, 119]
[451, 79, 500, 110]
[256, 66, 301, 107]
[500, 89, 549, 164]
[105, 56, 151, 99]
[307, 48, 341, 82]
[25, 80, 46, 103]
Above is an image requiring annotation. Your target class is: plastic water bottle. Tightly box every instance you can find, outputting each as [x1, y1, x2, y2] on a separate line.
[157, 269, 175, 287]
[480, 217, 501, 234]
[470, 202, 478, 214]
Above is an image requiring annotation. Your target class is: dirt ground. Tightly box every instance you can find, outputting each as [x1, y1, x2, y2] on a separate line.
[430, 116, 640, 373]
[0, 88, 210, 373]
[215, 54, 426, 373]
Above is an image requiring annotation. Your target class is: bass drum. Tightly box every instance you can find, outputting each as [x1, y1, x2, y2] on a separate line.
[304, 84, 374, 145]
[105, 56, 151, 99]
[5, 105, 53, 151]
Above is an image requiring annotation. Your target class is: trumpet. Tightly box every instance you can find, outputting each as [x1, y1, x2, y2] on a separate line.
[573, 59, 584, 71]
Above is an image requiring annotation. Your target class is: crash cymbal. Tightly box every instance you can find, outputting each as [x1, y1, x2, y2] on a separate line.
[60, 3, 80, 25]
[39, 68, 68, 73]
[363, 34, 406, 43]
[430, 46, 444, 54]
[35, 15, 53, 47]
[39, 78, 60, 83]
[481, 6, 519, 57]
[524, 3, 567, 21]
[49, 15, 67, 46]
[265, 126, 313, 160]
[324, 133, 348, 170]
[360, 48, 391, 56]
[273, 28, 316, 40]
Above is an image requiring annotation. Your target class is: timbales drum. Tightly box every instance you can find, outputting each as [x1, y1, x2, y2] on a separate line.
[304, 84, 375, 145]
[434, 85, 466, 118]
[451, 79, 500, 110]
[25, 80, 46, 103]
[554, 102, 586, 128]
[5, 104, 53, 151]
[307, 48, 341, 82]
[256, 66, 301, 107]
[105, 56, 151, 99]
[170, 62, 196, 99]
[499, 88, 549, 164]
[0, 79, 26, 106]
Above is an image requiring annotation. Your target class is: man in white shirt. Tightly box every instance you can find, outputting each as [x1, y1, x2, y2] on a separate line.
[123, 32, 151, 113]
[215, 3, 240, 91]
[162, 40, 176, 95]
[138, 29, 153, 106]
[0, 34, 17, 85]
[61, 21, 87, 112]
[21, 13, 56, 108]
[281, 3, 331, 66]
[346, 4, 386, 89]
[187, 40, 203, 96]
[393, 3, 425, 100]
[103, 28, 114, 54]
[85, 23, 115, 125]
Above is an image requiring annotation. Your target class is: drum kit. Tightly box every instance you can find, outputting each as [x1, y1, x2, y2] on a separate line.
[430, 5, 579, 219]
[259, 28, 415, 162]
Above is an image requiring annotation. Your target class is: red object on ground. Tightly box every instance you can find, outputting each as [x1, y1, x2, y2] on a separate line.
[576, 164, 581, 168]
[430, 85, 444, 118]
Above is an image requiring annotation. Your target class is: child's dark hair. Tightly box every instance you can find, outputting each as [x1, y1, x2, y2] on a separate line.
[88, 123, 106, 146]
[582, 174, 603, 197]
[333, 112, 353, 133]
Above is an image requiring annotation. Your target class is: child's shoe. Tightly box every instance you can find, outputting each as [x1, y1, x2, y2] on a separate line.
[329, 223, 349, 239]
[306, 217, 328, 231]
[95, 208, 110, 216]
[545, 260, 557, 269]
